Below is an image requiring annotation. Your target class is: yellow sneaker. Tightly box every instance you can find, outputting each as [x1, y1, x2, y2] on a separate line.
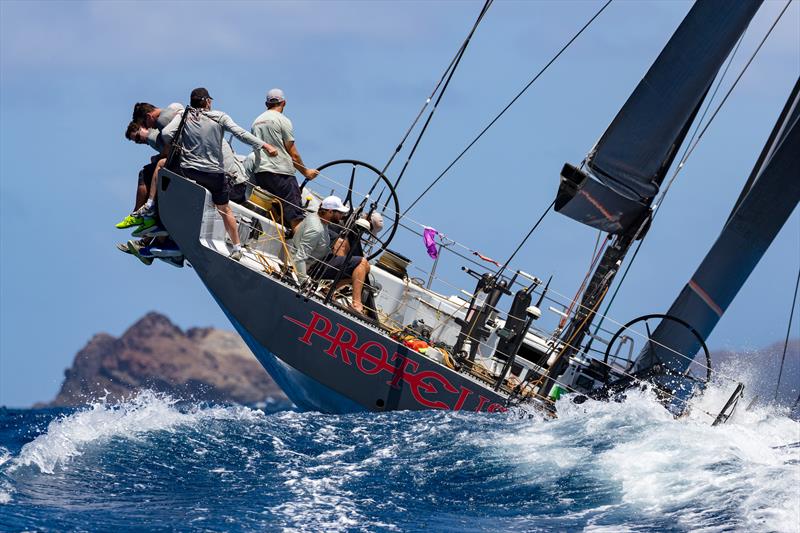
[115, 214, 144, 229]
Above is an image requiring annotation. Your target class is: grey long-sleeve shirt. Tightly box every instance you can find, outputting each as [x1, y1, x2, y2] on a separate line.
[162, 108, 264, 173]
[145, 128, 246, 184]
[290, 212, 330, 282]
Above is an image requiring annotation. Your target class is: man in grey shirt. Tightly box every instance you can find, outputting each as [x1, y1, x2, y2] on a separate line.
[119, 102, 188, 230]
[133, 102, 184, 132]
[251, 88, 319, 230]
[292, 195, 371, 315]
[160, 87, 279, 261]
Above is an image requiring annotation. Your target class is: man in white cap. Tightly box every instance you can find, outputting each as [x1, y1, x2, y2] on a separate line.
[251, 88, 319, 230]
[291, 195, 371, 315]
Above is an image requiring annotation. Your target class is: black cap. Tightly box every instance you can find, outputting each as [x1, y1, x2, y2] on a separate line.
[190, 87, 212, 101]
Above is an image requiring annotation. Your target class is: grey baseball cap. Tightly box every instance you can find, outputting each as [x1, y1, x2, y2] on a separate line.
[266, 88, 285, 104]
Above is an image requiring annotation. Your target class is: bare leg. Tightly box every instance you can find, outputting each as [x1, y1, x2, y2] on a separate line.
[350, 258, 370, 312]
[218, 203, 240, 246]
[135, 182, 148, 210]
[148, 158, 166, 203]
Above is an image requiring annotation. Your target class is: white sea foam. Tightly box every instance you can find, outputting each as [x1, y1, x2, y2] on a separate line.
[0, 447, 11, 504]
[493, 376, 800, 533]
[0, 483, 11, 505]
[8, 391, 263, 475]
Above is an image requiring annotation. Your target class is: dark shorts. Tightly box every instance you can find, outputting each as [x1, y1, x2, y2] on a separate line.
[253, 171, 304, 225]
[229, 180, 247, 204]
[138, 159, 160, 195]
[310, 255, 363, 280]
[182, 168, 229, 205]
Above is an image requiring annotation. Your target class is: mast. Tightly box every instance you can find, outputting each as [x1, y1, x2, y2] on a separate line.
[630, 78, 800, 382]
[543, 0, 762, 393]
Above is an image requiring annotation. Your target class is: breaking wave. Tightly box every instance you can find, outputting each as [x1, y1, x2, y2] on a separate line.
[0, 379, 797, 532]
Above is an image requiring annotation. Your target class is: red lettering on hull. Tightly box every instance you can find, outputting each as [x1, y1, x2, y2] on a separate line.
[283, 312, 507, 413]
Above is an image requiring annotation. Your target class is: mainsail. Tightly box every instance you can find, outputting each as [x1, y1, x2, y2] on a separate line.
[556, 0, 762, 235]
[631, 77, 800, 378]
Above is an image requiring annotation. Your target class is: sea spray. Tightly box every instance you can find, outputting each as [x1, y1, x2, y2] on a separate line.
[0, 382, 797, 532]
[8, 391, 264, 475]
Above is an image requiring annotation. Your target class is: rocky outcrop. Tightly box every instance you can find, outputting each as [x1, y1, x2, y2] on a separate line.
[46, 312, 286, 406]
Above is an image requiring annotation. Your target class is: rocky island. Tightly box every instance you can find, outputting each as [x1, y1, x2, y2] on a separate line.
[46, 312, 286, 407]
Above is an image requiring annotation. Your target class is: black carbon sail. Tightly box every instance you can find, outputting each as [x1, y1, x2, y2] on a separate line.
[556, 0, 762, 235]
[543, 1, 763, 398]
[631, 77, 800, 378]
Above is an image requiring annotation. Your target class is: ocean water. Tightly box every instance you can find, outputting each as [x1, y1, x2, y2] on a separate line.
[0, 382, 798, 532]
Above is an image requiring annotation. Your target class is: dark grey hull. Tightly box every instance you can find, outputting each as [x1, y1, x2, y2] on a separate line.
[158, 171, 510, 414]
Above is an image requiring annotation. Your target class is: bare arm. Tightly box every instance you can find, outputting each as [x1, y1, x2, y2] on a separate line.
[286, 140, 319, 180]
[219, 113, 278, 156]
[331, 237, 349, 257]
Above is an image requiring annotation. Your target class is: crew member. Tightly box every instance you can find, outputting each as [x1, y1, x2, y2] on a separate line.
[116, 102, 186, 229]
[251, 88, 319, 230]
[161, 87, 279, 261]
[292, 196, 371, 314]
[133, 102, 184, 133]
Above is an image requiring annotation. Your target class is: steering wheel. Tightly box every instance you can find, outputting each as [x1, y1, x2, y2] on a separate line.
[603, 313, 712, 383]
[304, 159, 400, 261]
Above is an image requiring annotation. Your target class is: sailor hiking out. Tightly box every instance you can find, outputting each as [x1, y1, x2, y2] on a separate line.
[160, 87, 279, 261]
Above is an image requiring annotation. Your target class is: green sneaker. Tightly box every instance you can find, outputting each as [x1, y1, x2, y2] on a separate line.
[131, 218, 157, 237]
[127, 240, 154, 265]
[116, 214, 144, 229]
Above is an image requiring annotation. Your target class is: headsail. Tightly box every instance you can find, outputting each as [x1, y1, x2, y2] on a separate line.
[556, 0, 762, 235]
[631, 77, 800, 378]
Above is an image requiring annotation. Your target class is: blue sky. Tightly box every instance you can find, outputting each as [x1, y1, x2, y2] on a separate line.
[1, 0, 798, 407]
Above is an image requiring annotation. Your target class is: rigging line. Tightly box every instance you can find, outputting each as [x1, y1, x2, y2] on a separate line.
[229, 201, 725, 385]
[774, 263, 800, 401]
[561, 235, 609, 330]
[492, 199, 556, 282]
[543, 284, 726, 378]
[385, 0, 493, 205]
[397, 0, 614, 220]
[374, 0, 493, 186]
[670, 0, 792, 176]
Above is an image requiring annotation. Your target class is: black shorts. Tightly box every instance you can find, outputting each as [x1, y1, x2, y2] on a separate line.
[182, 168, 229, 205]
[310, 255, 363, 280]
[229, 180, 247, 204]
[253, 171, 304, 225]
[139, 159, 160, 195]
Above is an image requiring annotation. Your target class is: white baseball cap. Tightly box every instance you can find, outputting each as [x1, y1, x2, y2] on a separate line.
[320, 195, 349, 213]
[266, 88, 285, 104]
